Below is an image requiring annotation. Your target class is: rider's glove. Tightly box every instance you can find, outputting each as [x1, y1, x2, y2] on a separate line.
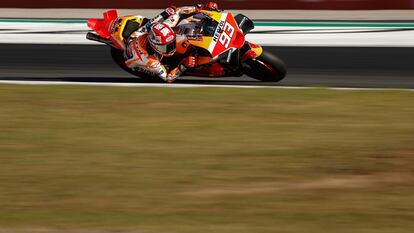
[165, 56, 197, 83]
[158, 6, 177, 23]
[203, 2, 220, 11]
[166, 75, 176, 83]
[166, 67, 182, 83]
[182, 56, 197, 68]
[165, 6, 177, 16]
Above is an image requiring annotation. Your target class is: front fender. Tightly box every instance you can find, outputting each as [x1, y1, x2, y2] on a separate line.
[241, 42, 263, 62]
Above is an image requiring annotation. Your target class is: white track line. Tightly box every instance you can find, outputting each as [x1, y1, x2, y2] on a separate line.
[0, 80, 412, 91]
[1, 22, 414, 47]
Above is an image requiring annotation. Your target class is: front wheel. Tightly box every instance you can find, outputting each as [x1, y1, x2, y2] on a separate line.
[242, 51, 287, 82]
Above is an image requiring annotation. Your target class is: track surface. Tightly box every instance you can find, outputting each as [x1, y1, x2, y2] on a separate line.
[0, 44, 413, 88]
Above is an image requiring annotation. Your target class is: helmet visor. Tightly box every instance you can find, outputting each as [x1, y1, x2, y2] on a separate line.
[153, 41, 176, 56]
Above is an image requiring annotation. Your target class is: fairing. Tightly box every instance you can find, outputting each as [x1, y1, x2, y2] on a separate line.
[186, 11, 245, 58]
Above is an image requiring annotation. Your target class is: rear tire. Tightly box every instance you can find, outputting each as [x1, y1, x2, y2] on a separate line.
[242, 51, 287, 82]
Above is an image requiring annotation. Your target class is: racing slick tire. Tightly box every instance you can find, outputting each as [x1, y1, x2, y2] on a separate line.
[110, 48, 162, 82]
[242, 51, 287, 82]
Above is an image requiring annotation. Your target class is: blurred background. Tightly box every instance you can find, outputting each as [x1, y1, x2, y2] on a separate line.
[0, 0, 413, 9]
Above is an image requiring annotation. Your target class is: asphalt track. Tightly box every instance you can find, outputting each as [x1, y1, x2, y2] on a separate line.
[0, 44, 413, 88]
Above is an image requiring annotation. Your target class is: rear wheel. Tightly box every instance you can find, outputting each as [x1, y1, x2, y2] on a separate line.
[242, 51, 287, 82]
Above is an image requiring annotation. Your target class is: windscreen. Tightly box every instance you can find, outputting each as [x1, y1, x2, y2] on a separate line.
[201, 19, 218, 37]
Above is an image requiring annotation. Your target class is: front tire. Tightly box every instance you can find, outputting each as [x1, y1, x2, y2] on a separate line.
[242, 51, 287, 82]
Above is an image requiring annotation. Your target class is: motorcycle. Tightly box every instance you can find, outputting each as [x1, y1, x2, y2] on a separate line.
[86, 9, 287, 82]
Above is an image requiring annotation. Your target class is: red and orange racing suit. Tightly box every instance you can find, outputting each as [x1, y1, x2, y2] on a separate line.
[124, 4, 218, 82]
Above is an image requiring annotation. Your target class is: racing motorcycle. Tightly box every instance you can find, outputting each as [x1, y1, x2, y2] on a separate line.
[86, 9, 287, 82]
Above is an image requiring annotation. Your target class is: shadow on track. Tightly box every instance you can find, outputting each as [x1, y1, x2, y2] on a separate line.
[0, 76, 281, 86]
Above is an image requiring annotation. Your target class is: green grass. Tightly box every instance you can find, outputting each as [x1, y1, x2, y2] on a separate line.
[0, 84, 413, 233]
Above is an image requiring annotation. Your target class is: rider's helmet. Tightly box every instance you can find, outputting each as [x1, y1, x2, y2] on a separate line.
[148, 23, 177, 57]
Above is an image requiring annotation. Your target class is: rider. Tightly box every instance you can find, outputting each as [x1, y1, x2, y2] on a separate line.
[124, 2, 220, 83]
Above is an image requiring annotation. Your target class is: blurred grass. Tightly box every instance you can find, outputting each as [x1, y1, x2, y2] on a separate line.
[0, 84, 413, 233]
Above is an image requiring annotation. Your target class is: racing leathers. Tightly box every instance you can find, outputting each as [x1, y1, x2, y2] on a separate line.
[124, 3, 219, 82]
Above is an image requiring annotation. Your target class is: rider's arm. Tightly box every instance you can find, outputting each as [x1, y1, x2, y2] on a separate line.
[137, 2, 219, 32]
[124, 37, 197, 83]
[165, 56, 197, 83]
[178, 2, 220, 14]
[139, 57, 192, 83]
[152, 2, 220, 29]
[137, 6, 179, 33]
